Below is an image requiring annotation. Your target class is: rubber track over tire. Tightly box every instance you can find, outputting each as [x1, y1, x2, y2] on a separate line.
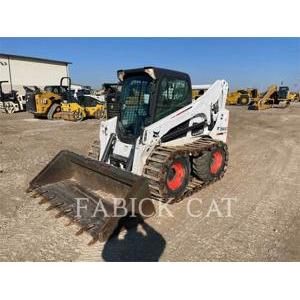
[142, 138, 228, 204]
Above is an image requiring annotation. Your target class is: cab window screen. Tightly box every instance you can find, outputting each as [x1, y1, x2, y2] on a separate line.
[155, 78, 189, 121]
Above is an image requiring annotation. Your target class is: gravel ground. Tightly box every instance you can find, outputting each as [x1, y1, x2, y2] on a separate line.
[0, 104, 299, 261]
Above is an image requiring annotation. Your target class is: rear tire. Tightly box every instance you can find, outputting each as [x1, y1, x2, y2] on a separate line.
[47, 103, 60, 120]
[193, 143, 227, 182]
[163, 156, 190, 199]
[238, 96, 249, 105]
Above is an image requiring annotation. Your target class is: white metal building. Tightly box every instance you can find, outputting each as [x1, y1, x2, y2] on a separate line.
[0, 53, 71, 96]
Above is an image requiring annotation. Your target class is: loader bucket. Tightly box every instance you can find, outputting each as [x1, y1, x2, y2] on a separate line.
[27, 151, 154, 244]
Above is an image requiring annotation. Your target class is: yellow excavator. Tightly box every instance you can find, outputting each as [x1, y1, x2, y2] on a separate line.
[248, 85, 290, 110]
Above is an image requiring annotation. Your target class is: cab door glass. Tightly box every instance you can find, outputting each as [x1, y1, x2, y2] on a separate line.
[155, 77, 189, 121]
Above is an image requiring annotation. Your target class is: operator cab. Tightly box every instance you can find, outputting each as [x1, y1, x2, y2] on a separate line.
[278, 86, 289, 99]
[116, 67, 192, 144]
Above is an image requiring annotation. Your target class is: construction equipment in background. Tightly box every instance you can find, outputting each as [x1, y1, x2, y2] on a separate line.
[248, 85, 290, 110]
[101, 83, 122, 119]
[28, 67, 229, 244]
[60, 92, 107, 121]
[226, 88, 258, 106]
[0, 81, 26, 114]
[192, 84, 210, 100]
[59, 82, 123, 121]
[26, 77, 71, 119]
[58, 78, 104, 121]
[277, 86, 299, 102]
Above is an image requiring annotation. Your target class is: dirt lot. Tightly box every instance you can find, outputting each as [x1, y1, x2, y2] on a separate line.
[0, 105, 300, 261]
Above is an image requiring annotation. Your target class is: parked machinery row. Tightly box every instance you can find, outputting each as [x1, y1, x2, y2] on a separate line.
[226, 85, 299, 110]
[2, 77, 120, 121]
[0, 81, 27, 114]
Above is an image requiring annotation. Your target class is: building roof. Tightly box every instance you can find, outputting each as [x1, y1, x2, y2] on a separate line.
[0, 53, 71, 65]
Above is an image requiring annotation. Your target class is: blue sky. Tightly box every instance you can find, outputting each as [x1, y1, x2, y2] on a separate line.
[0, 38, 299, 90]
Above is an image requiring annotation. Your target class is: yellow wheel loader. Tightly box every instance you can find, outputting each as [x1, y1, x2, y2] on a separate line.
[26, 77, 71, 119]
[24, 77, 70, 120]
[27, 67, 230, 244]
[226, 88, 258, 106]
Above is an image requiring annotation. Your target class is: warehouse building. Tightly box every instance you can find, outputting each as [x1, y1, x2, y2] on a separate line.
[0, 53, 71, 96]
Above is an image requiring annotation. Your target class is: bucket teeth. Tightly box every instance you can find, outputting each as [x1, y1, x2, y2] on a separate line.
[65, 219, 75, 227]
[46, 202, 63, 211]
[76, 224, 95, 236]
[55, 211, 65, 218]
[31, 190, 47, 198]
[76, 227, 85, 236]
[64, 208, 73, 214]
[31, 191, 40, 198]
[86, 224, 96, 232]
[88, 237, 98, 246]
[38, 197, 49, 205]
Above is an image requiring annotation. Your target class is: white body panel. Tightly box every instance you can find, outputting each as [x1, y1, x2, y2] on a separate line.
[192, 84, 211, 90]
[99, 80, 229, 176]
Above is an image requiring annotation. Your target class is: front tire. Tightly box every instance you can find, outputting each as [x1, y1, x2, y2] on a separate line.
[47, 103, 61, 120]
[163, 156, 190, 199]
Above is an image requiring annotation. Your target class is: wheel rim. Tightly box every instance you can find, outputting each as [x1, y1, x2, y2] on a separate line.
[7, 107, 14, 114]
[210, 151, 223, 174]
[241, 98, 248, 105]
[167, 161, 186, 191]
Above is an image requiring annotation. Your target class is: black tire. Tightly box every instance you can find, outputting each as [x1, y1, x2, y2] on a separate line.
[193, 143, 227, 182]
[163, 155, 190, 199]
[47, 103, 60, 120]
[94, 109, 105, 120]
[73, 111, 84, 122]
[238, 95, 249, 105]
[88, 140, 100, 160]
[94, 110, 101, 119]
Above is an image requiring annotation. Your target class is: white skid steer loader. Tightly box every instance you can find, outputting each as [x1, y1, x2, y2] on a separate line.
[28, 67, 229, 244]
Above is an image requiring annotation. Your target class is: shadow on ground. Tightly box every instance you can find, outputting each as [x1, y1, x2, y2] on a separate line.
[102, 216, 166, 262]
